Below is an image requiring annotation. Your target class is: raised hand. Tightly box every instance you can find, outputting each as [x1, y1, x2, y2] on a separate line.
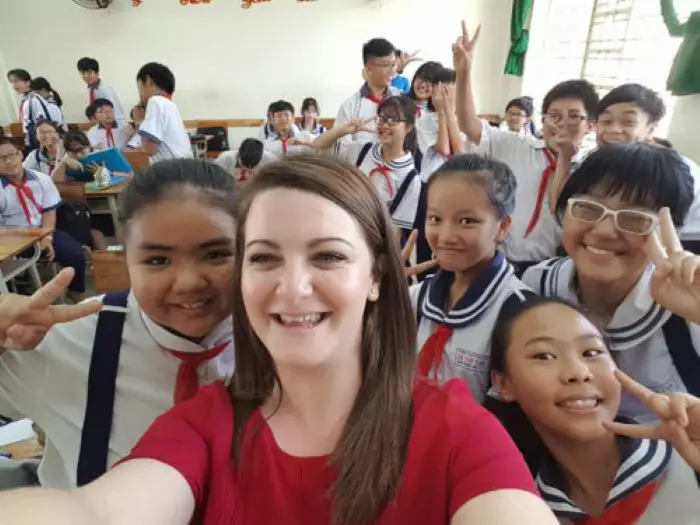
[397, 50, 422, 73]
[603, 369, 700, 472]
[432, 82, 446, 112]
[551, 127, 578, 160]
[643, 208, 700, 325]
[345, 117, 375, 135]
[442, 83, 457, 113]
[0, 268, 103, 350]
[452, 20, 481, 74]
[400, 229, 438, 278]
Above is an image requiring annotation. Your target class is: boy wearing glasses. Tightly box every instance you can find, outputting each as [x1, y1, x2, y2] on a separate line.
[333, 38, 401, 144]
[87, 99, 129, 151]
[261, 100, 314, 159]
[453, 22, 598, 272]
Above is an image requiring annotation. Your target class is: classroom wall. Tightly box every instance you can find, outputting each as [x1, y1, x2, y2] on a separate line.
[0, 0, 516, 129]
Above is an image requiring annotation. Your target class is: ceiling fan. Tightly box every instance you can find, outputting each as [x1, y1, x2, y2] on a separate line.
[72, 0, 113, 9]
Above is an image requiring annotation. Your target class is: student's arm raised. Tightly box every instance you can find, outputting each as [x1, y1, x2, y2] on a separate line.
[453, 20, 483, 144]
[310, 118, 374, 152]
[452, 490, 558, 524]
[547, 129, 578, 213]
[433, 84, 452, 157]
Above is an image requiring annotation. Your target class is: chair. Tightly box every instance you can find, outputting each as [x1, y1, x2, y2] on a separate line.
[123, 151, 150, 173]
[91, 250, 130, 292]
[9, 123, 23, 138]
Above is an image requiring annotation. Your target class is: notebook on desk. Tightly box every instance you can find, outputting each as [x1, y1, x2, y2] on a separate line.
[66, 148, 132, 180]
[84, 174, 128, 192]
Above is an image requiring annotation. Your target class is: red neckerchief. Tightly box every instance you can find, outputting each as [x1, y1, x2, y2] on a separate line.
[366, 89, 386, 105]
[89, 88, 96, 105]
[417, 325, 453, 378]
[524, 148, 557, 238]
[18, 102, 23, 124]
[368, 165, 394, 197]
[168, 342, 228, 404]
[575, 477, 662, 525]
[105, 126, 115, 148]
[11, 177, 42, 224]
[281, 138, 288, 156]
[239, 169, 250, 181]
[156, 92, 173, 100]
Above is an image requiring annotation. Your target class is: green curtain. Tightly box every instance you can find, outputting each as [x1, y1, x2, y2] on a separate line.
[661, 0, 700, 96]
[504, 0, 533, 76]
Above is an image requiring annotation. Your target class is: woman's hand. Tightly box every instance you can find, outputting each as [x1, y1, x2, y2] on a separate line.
[452, 20, 481, 75]
[432, 83, 446, 112]
[0, 268, 102, 351]
[400, 229, 437, 278]
[643, 208, 700, 324]
[442, 83, 457, 114]
[604, 369, 700, 472]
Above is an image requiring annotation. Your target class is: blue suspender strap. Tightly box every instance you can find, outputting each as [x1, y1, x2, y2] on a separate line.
[661, 313, 700, 398]
[76, 290, 130, 487]
[355, 142, 373, 168]
[389, 169, 419, 216]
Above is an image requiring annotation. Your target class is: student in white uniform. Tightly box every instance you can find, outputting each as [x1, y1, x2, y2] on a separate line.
[259, 100, 314, 159]
[334, 38, 401, 143]
[0, 159, 237, 490]
[522, 143, 700, 422]
[453, 21, 598, 271]
[124, 104, 146, 150]
[29, 77, 67, 131]
[87, 99, 129, 150]
[215, 138, 275, 181]
[485, 297, 700, 524]
[8, 69, 53, 152]
[408, 61, 444, 118]
[299, 97, 327, 137]
[77, 57, 125, 122]
[7, 68, 32, 124]
[0, 137, 86, 301]
[22, 120, 65, 177]
[410, 154, 532, 402]
[313, 96, 421, 233]
[550, 83, 700, 254]
[500, 97, 536, 136]
[136, 62, 193, 163]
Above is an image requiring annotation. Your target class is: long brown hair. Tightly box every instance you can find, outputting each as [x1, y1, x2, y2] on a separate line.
[230, 153, 416, 525]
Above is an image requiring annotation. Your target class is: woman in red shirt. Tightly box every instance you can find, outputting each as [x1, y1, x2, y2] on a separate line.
[0, 154, 556, 525]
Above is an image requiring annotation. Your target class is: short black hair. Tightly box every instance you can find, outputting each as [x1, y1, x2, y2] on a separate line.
[598, 83, 666, 124]
[85, 104, 97, 120]
[118, 159, 238, 235]
[92, 98, 114, 111]
[505, 97, 534, 118]
[429, 154, 517, 218]
[542, 79, 599, 118]
[30, 77, 63, 107]
[0, 136, 20, 150]
[362, 38, 395, 65]
[7, 69, 31, 82]
[556, 142, 694, 227]
[77, 57, 99, 73]
[34, 119, 64, 138]
[236, 138, 264, 169]
[63, 130, 90, 152]
[136, 62, 176, 95]
[269, 100, 295, 115]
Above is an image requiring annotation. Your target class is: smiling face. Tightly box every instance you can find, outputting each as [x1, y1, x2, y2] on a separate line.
[596, 102, 657, 148]
[425, 173, 509, 273]
[505, 105, 528, 132]
[8, 74, 30, 95]
[542, 98, 593, 152]
[376, 106, 411, 149]
[561, 190, 656, 285]
[0, 142, 23, 178]
[36, 122, 60, 149]
[365, 54, 396, 90]
[272, 110, 294, 136]
[412, 76, 434, 101]
[495, 302, 619, 443]
[241, 188, 378, 370]
[125, 192, 236, 338]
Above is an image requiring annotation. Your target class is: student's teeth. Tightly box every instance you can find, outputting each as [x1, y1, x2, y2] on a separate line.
[560, 399, 597, 409]
[586, 246, 615, 256]
[279, 313, 322, 325]
[180, 302, 205, 310]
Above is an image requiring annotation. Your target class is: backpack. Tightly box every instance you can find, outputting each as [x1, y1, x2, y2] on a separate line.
[196, 126, 229, 152]
[25, 95, 50, 151]
[56, 200, 93, 247]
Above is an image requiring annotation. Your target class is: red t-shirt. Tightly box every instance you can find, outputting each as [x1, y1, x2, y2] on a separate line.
[125, 378, 536, 524]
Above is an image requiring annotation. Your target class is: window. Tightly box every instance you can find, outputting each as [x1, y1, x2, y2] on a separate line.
[522, 0, 697, 134]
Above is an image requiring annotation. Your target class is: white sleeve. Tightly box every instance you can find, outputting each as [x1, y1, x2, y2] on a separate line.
[86, 127, 103, 147]
[416, 113, 438, 154]
[214, 150, 237, 174]
[38, 173, 61, 211]
[521, 262, 548, 294]
[334, 98, 354, 145]
[104, 84, 125, 122]
[334, 141, 368, 166]
[138, 97, 166, 144]
[409, 282, 424, 313]
[29, 96, 49, 122]
[22, 150, 40, 171]
[390, 173, 422, 230]
[465, 121, 528, 159]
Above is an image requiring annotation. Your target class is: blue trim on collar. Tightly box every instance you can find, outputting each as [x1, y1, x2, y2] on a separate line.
[369, 144, 414, 171]
[359, 83, 399, 100]
[419, 252, 511, 328]
[0, 169, 37, 188]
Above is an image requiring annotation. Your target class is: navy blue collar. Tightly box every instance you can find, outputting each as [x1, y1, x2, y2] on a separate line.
[537, 431, 672, 519]
[359, 82, 398, 100]
[1, 169, 37, 188]
[418, 252, 511, 328]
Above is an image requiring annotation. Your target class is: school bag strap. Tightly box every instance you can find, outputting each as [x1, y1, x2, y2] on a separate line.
[355, 142, 373, 168]
[388, 169, 419, 216]
[661, 313, 700, 398]
[76, 290, 130, 487]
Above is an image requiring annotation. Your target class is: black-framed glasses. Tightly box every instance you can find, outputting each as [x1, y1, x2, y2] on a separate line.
[544, 113, 588, 125]
[377, 116, 406, 126]
[567, 198, 659, 236]
[0, 151, 20, 163]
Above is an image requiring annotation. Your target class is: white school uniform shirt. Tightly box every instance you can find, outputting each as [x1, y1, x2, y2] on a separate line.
[20, 93, 51, 140]
[523, 257, 700, 422]
[466, 123, 591, 262]
[46, 99, 67, 131]
[262, 128, 314, 160]
[87, 121, 128, 150]
[257, 122, 300, 141]
[335, 141, 420, 230]
[334, 83, 401, 143]
[538, 436, 700, 524]
[138, 95, 194, 163]
[22, 149, 64, 177]
[214, 148, 276, 177]
[125, 133, 142, 150]
[0, 292, 235, 489]
[415, 110, 467, 181]
[0, 169, 60, 227]
[409, 254, 532, 402]
[88, 80, 125, 122]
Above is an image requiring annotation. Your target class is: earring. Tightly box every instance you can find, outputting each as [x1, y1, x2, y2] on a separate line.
[368, 285, 379, 301]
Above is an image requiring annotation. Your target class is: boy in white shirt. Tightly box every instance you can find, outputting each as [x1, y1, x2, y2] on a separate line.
[334, 38, 401, 143]
[136, 62, 193, 164]
[77, 57, 125, 122]
[262, 100, 314, 159]
[87, 99, 130, 150]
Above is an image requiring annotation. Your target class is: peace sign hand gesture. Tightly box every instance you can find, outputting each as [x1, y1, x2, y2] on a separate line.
[643, 208, 700, 325]
[452, 20, 481, 75]
[399, 229, 438, 278]
[345, 118, 375, 136]
[603, 370, 700, 472]
[0, 268, 103, 351]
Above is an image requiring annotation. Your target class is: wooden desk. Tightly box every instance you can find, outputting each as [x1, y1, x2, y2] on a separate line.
[84, 182, 129, 243]
[0, 228, 54, 293]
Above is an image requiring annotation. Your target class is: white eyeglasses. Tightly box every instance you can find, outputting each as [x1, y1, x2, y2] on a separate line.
[567, 198, 659, 236]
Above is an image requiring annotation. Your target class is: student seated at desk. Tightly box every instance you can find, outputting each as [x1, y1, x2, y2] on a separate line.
[299, 97, 327, 136]
[77, 57, 125, 123]
[0, 137, 86, 302]
[262, 100, 314, 159]
[87, 99, 129, 151]
[22, 120, 65, 177]
[215, 138, 275, 181]
[29, 77, 67, 132]
[137, 62, 193, 163]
